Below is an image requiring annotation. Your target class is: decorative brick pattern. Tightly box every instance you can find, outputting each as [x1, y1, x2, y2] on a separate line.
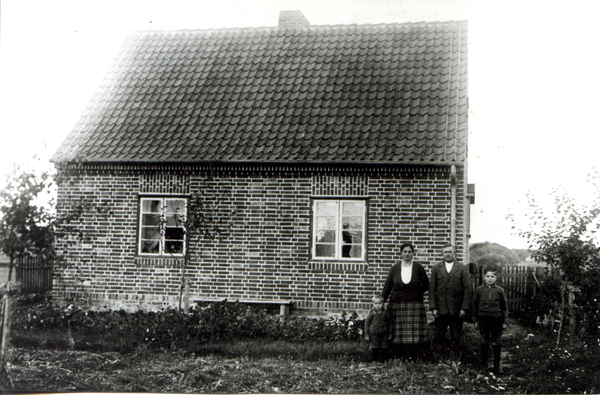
[312, 175, 368, 196]
[53, 163, 468, 316]
[135, 257, 185, 267]
[140, 172, 190, 194]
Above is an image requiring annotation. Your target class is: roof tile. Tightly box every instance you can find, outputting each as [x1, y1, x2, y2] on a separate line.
[54, 20, 467, 165]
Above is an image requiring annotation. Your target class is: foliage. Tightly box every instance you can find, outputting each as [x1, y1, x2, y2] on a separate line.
[513, 275, 562, 328]
[183, 180, 238, 242]
[0, 164, 55, 279]
[509, 170, 600, 345]
[0, 162, 98, 282]
[11, 298, 364, 353]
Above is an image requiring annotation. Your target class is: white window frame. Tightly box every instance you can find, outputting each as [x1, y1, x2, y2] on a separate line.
[138, 197, 187, 256]
[312, 199, 366, 261]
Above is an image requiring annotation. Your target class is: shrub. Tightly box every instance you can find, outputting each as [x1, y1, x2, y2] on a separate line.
[11, 298, 365, 353]
[513, 276, 562, 327]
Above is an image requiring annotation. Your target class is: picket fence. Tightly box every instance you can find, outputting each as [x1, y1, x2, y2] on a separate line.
[16, 256, 53, 294]
[470, 265, 547, 313]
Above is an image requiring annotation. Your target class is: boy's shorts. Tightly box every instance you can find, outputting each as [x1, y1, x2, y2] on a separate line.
[369, 333, 390, 349]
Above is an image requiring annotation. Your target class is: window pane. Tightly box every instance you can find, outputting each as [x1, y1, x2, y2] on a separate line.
[348, 245, 362, 258]
[142, 213, 160, 226]
[142, 199, 161, 213]
[342, 201, 363, 216]
[142, 227, 160, 239]
[316, 230, 336, 243]
[166, 214, 184, 227]
[317, 216, 336, 230]
[165, 240, 184, 254]
[341, 242, 352, 257]
[141, 240, 159, 254]
[316, 201, 337, 216]
[348, 230, 362, 241]
[343, 216, 363, 229]
[342, 229, 353, 244]
[315, 244, 335, 257]
[165, 199, 186, 216]
[165, 227, 185, 240]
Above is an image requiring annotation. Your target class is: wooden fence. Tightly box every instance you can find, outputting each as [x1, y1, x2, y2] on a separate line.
[15, 256, 53, 294]
[470, 264, 547, 313]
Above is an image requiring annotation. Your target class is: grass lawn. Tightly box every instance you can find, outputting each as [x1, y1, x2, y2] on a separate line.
[10, 344, 515, 394]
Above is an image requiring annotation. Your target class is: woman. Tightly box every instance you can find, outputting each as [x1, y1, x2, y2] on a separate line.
[381, 242, 430, 359]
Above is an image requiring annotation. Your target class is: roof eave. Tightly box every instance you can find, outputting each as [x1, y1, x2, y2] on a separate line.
[53, 158, 466, 168]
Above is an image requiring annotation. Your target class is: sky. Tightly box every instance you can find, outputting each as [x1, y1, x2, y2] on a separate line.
[0, 0, 598, 249]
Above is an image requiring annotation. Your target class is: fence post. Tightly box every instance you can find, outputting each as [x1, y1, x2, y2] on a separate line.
[0, 293, 13, 390]
[1, 295, 10, 359]
[526, 267, 533, 298]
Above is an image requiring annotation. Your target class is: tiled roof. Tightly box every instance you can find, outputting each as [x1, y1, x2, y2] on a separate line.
[53, 20, 468, 165]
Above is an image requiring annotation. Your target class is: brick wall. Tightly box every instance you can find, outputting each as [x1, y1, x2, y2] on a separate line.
[53, 163, 468, 316]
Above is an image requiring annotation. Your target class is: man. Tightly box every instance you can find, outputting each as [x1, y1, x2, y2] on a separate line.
[429, 244, 472, 362]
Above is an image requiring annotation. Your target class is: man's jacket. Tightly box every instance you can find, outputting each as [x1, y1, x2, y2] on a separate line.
[429, 261, 472, 316]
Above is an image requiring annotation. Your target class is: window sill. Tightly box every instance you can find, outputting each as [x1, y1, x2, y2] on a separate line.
[309, 261, 369, 272]
[135, 256, 185, 267]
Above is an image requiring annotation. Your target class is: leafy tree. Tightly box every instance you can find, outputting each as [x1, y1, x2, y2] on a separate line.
[0, 164, 55, 282]
[509, 170, 600, 346]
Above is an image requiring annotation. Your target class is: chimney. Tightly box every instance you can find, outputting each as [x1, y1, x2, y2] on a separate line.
[278, 10, 310, 29]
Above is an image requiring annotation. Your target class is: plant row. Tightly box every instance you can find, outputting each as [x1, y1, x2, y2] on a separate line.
[12, 295, 364, 352]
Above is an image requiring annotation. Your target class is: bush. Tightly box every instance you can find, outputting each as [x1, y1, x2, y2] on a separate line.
[513, 276, 562, 327]
[11, 298, 364, 353]
[514, 270, 600, 344]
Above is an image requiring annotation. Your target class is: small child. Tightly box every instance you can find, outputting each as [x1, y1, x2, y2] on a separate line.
[364, 295, 393, 362]
[472, 266, 508, 374]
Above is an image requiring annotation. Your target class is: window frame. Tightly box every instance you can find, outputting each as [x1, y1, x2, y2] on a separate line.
[138, 196, 188, 257]
[311, 198, 367, 261]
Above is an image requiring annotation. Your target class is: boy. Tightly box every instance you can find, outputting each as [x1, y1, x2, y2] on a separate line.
[472, 266, 508, 374]
[365, 295, 393, 362]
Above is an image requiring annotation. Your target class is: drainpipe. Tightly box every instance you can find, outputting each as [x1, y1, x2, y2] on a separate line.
[450, 165, 457, 247]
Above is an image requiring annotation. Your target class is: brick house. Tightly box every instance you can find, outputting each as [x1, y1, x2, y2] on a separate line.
[52, 11, 473, 316]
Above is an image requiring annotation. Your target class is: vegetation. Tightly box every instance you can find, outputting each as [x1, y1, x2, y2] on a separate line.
[175, 181, 239, 313]
[11, 295, 363, 353]
[509, 170, 600, 347]
[5, 294, 600, 393]
[0, 164, 54, 281]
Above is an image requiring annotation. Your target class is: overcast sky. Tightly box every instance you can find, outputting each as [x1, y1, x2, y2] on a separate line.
[1, 0, 598, 249]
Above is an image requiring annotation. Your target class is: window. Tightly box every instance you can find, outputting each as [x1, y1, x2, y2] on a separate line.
[139, 197, 186, 256]
[313, 200, 366, 260]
